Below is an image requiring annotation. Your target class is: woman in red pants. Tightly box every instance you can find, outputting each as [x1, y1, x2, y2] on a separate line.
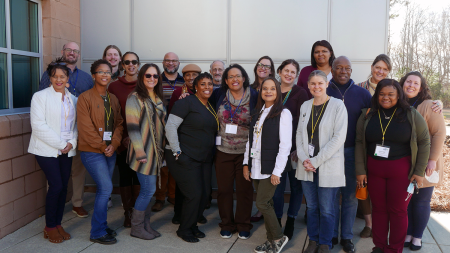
[355, 79, 430, 253]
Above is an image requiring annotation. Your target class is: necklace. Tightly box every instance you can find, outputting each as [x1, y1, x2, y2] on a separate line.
[381, 109, 394, 119]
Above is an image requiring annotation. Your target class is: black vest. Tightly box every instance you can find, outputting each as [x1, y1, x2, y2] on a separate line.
[248, 111, 285, 175]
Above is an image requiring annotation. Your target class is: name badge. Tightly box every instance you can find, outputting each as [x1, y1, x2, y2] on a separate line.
[61, 131, 73, 140]
[225, 124, 238, 134]
[308, 143, 315, 157]
[374, 144, 390, 158]
[250, 148, 260, 159]
[216, 136, 222, 146]
[103, 131, 112, 141]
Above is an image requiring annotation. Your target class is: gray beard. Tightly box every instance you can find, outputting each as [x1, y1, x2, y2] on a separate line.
[164, 66, 179, 74]
[63, 55, 77, 65]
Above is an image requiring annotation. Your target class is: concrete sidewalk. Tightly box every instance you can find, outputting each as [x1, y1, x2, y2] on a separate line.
[0, 193, 449, 253]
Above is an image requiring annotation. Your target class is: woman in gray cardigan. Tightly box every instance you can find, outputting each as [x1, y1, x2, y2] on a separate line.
[295, 70, 348, 253]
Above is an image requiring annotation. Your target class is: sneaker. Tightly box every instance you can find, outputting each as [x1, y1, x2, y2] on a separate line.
[254, 240, 271, 253]
[340, 239, 356, 253]
[238, 231, 250, 240]
[72, 206, 89, 218]
[90, 234, 117, 245]
[267, 236, 288, 253]
[318, 244, 330, 253]
[220, 230, 232, 239]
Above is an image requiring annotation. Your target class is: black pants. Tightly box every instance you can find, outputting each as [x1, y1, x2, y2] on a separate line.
[117, 149, 139, 187]
[165, 149, 211, 236]
[35, 154, 72, 228]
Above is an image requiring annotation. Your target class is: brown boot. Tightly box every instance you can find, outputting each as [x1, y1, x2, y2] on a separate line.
[151, 200, 165, 212]
[43, 228, 63, 243]
[120, 186, 133, 228]
[131, 185, 141, 205]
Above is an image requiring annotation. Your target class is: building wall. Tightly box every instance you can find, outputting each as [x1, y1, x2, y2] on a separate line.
[0, 0, 81, 239]
[0, 114, 46, 238]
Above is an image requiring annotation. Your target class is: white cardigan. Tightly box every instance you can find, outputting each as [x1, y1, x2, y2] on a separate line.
[295, 97, 348, 187]
[28, 87, 78, 157]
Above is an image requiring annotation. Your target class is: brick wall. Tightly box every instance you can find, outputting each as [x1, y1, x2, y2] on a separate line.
[0, 0, 81, 239]
[0, 114, 47, 238]
[42, 0, 81, 68]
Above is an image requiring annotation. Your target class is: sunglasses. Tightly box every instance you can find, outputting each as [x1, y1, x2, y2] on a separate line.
[144, 74, 159, 79]
[123, 60, 138, 65]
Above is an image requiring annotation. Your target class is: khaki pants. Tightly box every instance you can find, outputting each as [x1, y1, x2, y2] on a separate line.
[70, 152, 87, 207]
[254, 177, 283, 241]
[154, 166, 176, 201]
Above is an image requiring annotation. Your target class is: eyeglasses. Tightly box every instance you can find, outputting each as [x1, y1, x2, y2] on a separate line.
[94, 71, 112, 76]
[123, 60, 138, 65]
[335, 67, 351, 72]
[163, 59, 179, 64]
[257, 63, 271, 70]
[144, 74, 159, 79]
[227, 75, 242, 80]
[211, 68, 224, 73]
[63, 48, 80, 54]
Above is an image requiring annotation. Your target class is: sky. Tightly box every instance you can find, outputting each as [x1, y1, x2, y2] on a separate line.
[390, 0, 450, 44]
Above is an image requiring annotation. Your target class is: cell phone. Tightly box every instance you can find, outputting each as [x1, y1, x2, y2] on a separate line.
[412, 180, 419, 194]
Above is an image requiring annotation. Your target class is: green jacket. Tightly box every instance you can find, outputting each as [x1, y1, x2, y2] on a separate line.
[355, 107, 430, 178]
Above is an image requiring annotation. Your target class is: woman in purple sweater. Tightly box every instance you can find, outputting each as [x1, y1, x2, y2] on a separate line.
[297, 40, 335, 99]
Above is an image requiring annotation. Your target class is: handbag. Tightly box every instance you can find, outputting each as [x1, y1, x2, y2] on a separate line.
[356, 185, 368, 200]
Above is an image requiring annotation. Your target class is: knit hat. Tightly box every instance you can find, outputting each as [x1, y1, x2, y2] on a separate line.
[182, 64, 202, 75]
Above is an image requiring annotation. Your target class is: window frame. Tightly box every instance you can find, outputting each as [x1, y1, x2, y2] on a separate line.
[0, 0, 42, 116]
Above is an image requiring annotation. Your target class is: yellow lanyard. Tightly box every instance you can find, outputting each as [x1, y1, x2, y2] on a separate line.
[195, 94, 219, 131]
[378, 108, 397, 146]
[61, 95, 70, 128]
[311, 96, 328, 142]
[103, 92, 112, 128]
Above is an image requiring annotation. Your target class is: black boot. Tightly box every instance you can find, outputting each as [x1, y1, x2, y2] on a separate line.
[283, 216, 295, 240]
[277, 218, 282, 228]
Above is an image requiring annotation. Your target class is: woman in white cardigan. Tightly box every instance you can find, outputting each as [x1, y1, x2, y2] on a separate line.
[29, 61, 77, 244]
[295, 70, 348, 253]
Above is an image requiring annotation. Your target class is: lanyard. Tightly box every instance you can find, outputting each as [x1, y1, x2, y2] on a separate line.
[69, 70, 79, 93]
[282, 89, 292, 105]
[226, 89, 245, 123]
[253, 111, 264, 146]
[168, 79, 177, 91]
[61, 95, 70, 127]
[195, 94, 219, 131]
[104, 92, 112, 128]
[310, 96, 328, 142]
[378, 108, 397, 146]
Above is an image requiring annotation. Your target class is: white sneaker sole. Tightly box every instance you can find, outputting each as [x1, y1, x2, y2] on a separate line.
[238, 235, 250, 240]
[220, 233, 232, 239]
[72, 210, 89, 218]
[275, 236, 289, 253]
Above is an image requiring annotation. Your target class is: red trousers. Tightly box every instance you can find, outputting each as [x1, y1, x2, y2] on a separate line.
[367, 156, 411, 253]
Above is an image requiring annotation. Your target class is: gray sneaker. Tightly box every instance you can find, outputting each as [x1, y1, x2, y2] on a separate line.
[304, 240, 319, 253]
[267, 235, 288, 253]
[254, 240, 271, 253]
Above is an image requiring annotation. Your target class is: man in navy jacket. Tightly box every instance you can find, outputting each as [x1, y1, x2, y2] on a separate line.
[327, 56, 372, 253]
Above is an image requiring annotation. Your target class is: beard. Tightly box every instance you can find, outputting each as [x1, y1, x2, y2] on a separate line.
[164, 65, 179, 74]
[63, 55, 78, 64]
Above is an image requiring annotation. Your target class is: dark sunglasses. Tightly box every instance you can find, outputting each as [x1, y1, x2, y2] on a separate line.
[144, 74, 159, 79]
[123, 60, 138, 65]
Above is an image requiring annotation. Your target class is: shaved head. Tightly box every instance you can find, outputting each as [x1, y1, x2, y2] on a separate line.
[164, 52, 179, 60]
[332, 56, 351, 70]
[163, 52, 180, 75]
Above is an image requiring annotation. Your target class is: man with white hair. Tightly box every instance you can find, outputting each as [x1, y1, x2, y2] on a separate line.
[209, 60, 225, 90]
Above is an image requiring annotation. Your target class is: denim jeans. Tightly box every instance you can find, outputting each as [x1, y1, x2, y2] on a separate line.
[273, 168, 303, 219]
[81, 151, 116, 239]
[407, 186, 434, 238]
[301, 169, 339, 248]
[333, 147, 358, 239]
[134, 172, 157, 211]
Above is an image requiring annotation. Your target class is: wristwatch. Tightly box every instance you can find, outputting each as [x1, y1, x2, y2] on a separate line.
[174, 151, 181, 160]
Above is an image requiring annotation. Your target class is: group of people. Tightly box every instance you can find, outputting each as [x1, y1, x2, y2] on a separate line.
[27, 40, 445, 253]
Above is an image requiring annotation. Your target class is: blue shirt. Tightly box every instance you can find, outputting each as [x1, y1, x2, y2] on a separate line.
[327, 79, 372, 148]
[39, 66, 94, 97]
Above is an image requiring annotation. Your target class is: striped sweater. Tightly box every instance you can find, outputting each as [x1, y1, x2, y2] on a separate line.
[162, 72, 185, 105]
[126, 92, 166, 176]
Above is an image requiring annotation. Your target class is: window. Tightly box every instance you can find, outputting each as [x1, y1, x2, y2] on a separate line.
[0, 0, 41, 115]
